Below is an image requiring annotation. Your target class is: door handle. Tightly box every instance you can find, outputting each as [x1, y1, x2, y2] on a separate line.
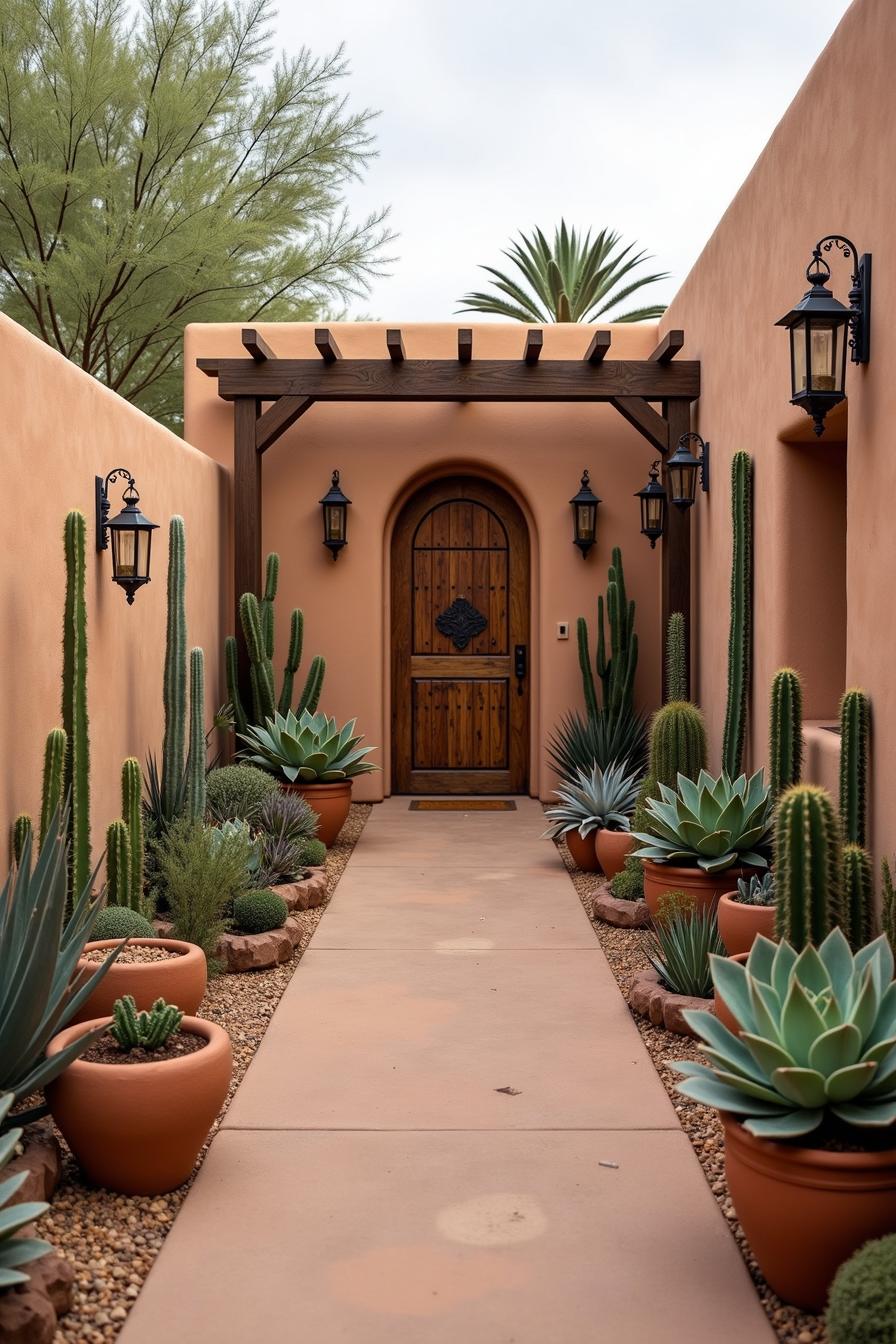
[514, 644, 527, 695]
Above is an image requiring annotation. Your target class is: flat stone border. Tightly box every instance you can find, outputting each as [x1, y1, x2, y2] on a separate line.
[214, 914, 304, 973]
[592, 882, 650, 929]
[629, 967, 711, 1037]
[271, 867, 327, 912]
[0, 1122, 74, 1343]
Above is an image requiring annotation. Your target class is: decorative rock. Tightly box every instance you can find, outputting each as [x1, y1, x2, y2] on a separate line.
[0, 1280, 57, 1344]
[629, 967, 710, 1037]
[4, 1122, 62, 1205]
[25, 1252, 75, 1316]
[592, 884, 650, 929]
[214, 915, 303, 973]
[272, 867, 327, 912]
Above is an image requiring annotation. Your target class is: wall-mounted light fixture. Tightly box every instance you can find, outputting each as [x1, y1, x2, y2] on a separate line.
[666, 433, 710, 509]
[635, 461, 667, 548]
[95, 469, 158, 604]
[775, 235, 871, 436]
[570, 469, 600, 557]
[320, 469, 351, 559]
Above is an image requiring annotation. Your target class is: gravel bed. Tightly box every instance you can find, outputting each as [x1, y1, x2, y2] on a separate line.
[83, 946, 177, 964]
[555, 832, 827, 1344]
[46, 803, 371, 1344]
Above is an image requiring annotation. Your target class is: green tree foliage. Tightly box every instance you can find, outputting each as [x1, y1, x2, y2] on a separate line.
[0, 0, 393, 429]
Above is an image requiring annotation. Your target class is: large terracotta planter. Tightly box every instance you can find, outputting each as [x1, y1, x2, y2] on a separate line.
[716, 893, 777, 956]
[46, 1016, 232, 1195]
[642, 860, 760, 920]
[72, 939, 207, 1023]
[285, 779, 351, 847]
[564, 829, 599, 872]
[595, 829, 634, 879]
[722, 1113, 896, 1311]
[713, 952, 749, 1033]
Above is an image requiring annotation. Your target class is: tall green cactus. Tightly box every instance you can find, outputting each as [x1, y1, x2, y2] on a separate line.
[665, 612, 687, 704]
[162, 517, 187, 818]
[722, 452, 752, 778]
[121, 758, 144, 912]
[882, 857, 896, 950]
[839, 688, 870, 847]
[39, 728, 67, 850]
[648, 701, 707, 788]
[769, 668, 803, 799]
[105, 819, 132, 909]
[840, 844, 874, 951]
[187, 648, 206, 822]
[774, 785, 841, 950]
[577, 546, 637, 721]
[11, 814, 32, 867]
[62, 510, 90, 901]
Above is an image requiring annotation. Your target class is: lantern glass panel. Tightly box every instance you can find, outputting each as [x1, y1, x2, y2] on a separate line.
[645, 495, 663, 531]
[576, 503, 596, 542]
[669, 462, 697, 506]
[111, 525, 152, 580]
[325, 504, 345, 542]
[792, 319, 807, 394]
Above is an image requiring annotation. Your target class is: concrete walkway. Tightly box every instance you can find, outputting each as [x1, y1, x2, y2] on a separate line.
[121, 798, 773, 1343]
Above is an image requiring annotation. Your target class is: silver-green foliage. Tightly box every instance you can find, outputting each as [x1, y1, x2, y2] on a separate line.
[734, 872, 776, 907]
[543, 760, 641, 840]
[239, 710, 377, 783]
[0, 1093, 52, 1287]
[646, 903, 724, 998]
[674, 929, 896, 1139]
[632, 769, 773, 874]
[110, 995, 183, 1052]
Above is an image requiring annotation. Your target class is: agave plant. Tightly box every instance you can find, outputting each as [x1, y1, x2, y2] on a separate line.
[632, 769, 773, 874]
[734, 871, 776, 907]
[646, 899, 724, 998]
[543, 760, 641, 839]
[238, 710, 378, 784]
[0, 1092, 52, 1287]
[674, 929, 896, 1139]
[208, 818, 259, 877]
[546, 707, 648, 783]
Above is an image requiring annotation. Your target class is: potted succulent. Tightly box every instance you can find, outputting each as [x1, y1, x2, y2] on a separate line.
[47, 995, 232, 1195]
[632, 769, 772, 917]
[239, 709, 377, 846]
[674, 930, 896, 1312]
[717, 872, 777, 956]
[543, 760, 641, 874]
[631, 896, 724, 1035]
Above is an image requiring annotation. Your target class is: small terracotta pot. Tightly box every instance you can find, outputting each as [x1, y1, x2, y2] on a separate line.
[46, 1016, 232, 1196]
[642, 860, 760, 920]
[72, 939, 207, 1023]
[595, 829, 634, 879]
[716, 894, 777, 957]
[285, 779, 352, 847]
[722, 1114, 896, 1311]
[713, 952, 749, 1033]
[564, 829, 599, 872]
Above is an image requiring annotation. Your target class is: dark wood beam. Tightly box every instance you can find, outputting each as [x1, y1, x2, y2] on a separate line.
[198, 358, 220, 377]
[649, 330, 684, 364]
[234, 398, 262, 693]
[609, 397, 669, 453]
[204, 358, 700, 402]
[584, 331, 611, 364]
[386, 329, 405, 363]
[255, 396, 314, 454]
[314, 328, 341, 363]
[523, 329, 543, 364]
[458, 329, 473, 363]
[662, 398, 692, 701]
[241, 328, 275, 362]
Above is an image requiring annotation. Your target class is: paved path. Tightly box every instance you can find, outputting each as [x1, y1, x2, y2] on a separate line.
[121, 798, 773, 1343]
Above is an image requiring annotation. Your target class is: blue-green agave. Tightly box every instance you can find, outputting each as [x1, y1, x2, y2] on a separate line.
[632, 769, 773, 874]
[238, 710, 378, 784]
[673, 929, 896, 1139]
[543, 760, 641, 839]
[0, 1092, 52, 1287]
[208, 818, 259, 876]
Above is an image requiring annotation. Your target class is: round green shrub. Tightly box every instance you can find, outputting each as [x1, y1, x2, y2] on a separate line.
[206, 765, 279, 824]
[299, 837, 326, 868]
[92, 906, 156, 941]
[827, 1235, 896, 1344]
[609, 855, 643, 902]
[232, 889, 288, 935]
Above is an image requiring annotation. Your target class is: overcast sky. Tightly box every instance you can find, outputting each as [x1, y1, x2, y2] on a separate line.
[279, 0, 853, 321]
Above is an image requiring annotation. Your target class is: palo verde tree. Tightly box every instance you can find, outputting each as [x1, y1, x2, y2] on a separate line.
[0, 0, 393, 429]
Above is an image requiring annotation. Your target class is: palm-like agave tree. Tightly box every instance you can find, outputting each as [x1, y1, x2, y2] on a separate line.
[457, 221, 668, 323]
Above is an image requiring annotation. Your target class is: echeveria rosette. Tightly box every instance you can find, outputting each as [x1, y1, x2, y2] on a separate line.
[672, 929, 896, 1140]
[632, 768, 773, 874]
[542, 759, 642, 840]
[238, 709, 378, 784]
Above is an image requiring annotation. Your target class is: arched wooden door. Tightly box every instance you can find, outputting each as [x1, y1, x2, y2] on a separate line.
[391, 477, 530, 794]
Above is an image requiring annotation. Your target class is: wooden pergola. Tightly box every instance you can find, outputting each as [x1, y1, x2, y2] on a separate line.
[198, 325, 701, 698]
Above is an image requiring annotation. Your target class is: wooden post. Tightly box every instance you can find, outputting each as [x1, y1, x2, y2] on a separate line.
[233, 397, 262, 691]
[662, 399, 692, 701]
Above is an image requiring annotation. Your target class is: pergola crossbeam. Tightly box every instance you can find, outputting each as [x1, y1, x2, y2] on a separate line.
[584, 331, 611, 364]
[314, 328, 341, 363]
[241, 328, 275, 362]
[458, 329, 473, 363]
[649, 329, 685, 364]
[523, 329, 543, 364]
[386, 329, 405, 362]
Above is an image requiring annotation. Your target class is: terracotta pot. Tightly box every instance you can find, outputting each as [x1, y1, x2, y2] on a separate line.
[564, 829, 599, 872]
[72, 939, 207, 1023]
[713, 952, 749, 1033]
[285, 779, 352, 847]
[595, 829, 634, 879]
[716, 893, 777, 956]
[642, 860, 760, 920]
[46, 1016, 232, 1195]
[722, 1114, 896, 1311]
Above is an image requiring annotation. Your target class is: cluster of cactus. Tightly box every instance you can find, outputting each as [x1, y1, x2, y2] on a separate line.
[226, 553, 326, 736]
[63, 511, 91, 901]
[155, 517, 207, 826]
[104, 759, 146, 912]
[722, 452, 752, 778]
[11, 726, 68, 869]
[769, 668, 802, 798]
[110, 995, 183, 1053]
[577, 546, 637, 722]
[664, 612, 687, 704]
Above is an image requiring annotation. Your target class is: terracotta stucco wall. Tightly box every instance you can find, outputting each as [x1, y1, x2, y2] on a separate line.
[184, 321, 666, 801]
[662, 0, 894, 858]
[0, 314, 228, 859]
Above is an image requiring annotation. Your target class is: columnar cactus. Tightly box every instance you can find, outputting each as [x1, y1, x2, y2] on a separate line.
[121, 758, 144, 911]
[839, 688, 870, 847]
[162, 517, 187, 817]
[665, 612, 687, 704]
[769, 668, 803, 799]
[187, 648, 206, 822]
[882, 857, 896, 950]
[841, 844, 874, 951]
[105, 819, 132, 909]
[62, 510, 90, 901]
[11, 815, 32, 867]
[577, 546, 637, 721]
[39, 728, 67, 850]
[774, 785, 842, 949]
[648, 701, 708, 789]
[722, 451, 752, 778]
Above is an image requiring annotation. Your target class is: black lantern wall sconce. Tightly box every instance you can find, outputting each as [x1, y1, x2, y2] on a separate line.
[570, 469, 601, 557]
[635, 461, 667, 548]
[666, 432, 710, 509]
[95, 469, 158, 604]
[776, 235, 871, 436]
[320, 470, 351, 559]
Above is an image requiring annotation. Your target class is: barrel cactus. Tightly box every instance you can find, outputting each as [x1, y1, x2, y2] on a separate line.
[774, 785, 841, 949]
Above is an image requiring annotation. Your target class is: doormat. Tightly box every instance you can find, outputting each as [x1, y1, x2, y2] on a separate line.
[409, 799, 517, 811]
